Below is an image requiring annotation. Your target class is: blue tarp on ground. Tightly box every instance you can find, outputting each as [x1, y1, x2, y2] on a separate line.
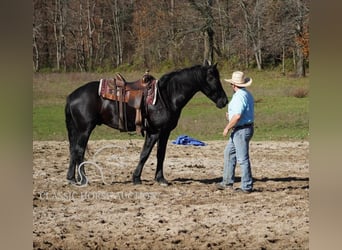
[172, 135, 206, 146]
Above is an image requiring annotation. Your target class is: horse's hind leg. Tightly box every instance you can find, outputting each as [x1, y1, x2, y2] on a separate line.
[67, 144, 77, 184]
[73, 131, 93, 185]
[66, 132, 90, 184]
[66, 115, 94, 184]
[66, 103, 78, 184]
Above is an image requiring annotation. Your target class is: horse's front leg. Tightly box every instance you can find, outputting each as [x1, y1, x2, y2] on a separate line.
[155, 131, 171, 186]
[132, 133, 159, 184]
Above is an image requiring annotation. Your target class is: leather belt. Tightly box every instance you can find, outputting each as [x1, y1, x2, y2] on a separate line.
[234, 122, 254, 130]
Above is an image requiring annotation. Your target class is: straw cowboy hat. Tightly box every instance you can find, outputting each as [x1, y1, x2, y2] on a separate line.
[224, 71, 252, 87]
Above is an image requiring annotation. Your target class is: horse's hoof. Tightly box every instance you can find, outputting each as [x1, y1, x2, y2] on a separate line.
[67, 178, 77, 185]
[159, 181, 169, 187]
[155, 178, 170, 186]
[78, 180, 88, 186]
[133, 176, 142, 185]
[68, 177, 88, 186]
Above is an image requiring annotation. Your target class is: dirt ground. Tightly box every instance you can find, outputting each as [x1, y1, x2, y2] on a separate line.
[33, 139, 309, 249]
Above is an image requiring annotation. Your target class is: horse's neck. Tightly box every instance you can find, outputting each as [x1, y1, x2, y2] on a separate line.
[163, 75, 201, 112]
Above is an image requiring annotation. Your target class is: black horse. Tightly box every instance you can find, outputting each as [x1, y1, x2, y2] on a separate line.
[65, 60, 228, 186]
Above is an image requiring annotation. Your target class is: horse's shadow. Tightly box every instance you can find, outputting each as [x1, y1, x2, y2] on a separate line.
[172, 176, 309, 187]
[86, 176, 309, 189]
[172, 177, 222, 185]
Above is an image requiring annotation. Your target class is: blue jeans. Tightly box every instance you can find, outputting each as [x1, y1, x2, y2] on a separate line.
[221, 126, 254, 190]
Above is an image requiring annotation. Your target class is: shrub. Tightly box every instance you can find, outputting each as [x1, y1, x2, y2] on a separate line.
[291, 87, 309, 98]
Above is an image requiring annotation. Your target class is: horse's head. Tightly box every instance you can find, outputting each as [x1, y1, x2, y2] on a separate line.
[201, 60, 228, 108]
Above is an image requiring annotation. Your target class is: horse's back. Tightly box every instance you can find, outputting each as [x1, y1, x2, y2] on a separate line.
[65, 81, 102, 130]
[67, 81, 101, 110]
[67, 81, 99, 101]
[65, 80, 136, 131]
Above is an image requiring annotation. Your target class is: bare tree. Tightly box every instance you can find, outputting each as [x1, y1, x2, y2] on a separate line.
[32, 0, 309, 75]
[77, 1, 87, 71]
[85, 0, 96, 71]
[107, 0, 123, 67]
[239, 0, 265, 70]
[188, 0, 215, 63]
[215, 0, 231, 59]
[293, 0, 309, 77]
[269, 0, 309, 76]
[53, 0, 67, 71]
[32, 23, 40, 71]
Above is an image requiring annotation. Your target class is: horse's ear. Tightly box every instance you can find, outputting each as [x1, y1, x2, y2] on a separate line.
[203, 59, 211, 66]
[213, 62, 218, 68]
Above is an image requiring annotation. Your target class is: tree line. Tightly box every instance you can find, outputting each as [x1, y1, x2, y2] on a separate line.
[33, 0, 309, 76]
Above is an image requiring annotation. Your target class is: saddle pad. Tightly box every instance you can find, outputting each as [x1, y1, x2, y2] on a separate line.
[146, 80, 158, 105]
[98, 78, 123, 101]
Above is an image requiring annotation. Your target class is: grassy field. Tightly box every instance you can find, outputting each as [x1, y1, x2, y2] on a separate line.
[33, 70, 309, 141]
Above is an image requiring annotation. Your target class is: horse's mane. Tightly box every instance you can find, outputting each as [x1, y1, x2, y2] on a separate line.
[158, 64, 203, 88]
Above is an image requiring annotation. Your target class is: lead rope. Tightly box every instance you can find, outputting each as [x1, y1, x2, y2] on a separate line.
[75, 143, 127, 187]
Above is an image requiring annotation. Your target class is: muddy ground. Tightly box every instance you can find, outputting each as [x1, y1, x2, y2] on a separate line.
[33, 139, 309, 249]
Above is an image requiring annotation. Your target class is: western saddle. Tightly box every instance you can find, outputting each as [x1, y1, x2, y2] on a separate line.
[98, 71, 157, 134]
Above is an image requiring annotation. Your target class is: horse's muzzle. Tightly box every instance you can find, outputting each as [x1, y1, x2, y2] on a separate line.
[216, 97, 228, 108]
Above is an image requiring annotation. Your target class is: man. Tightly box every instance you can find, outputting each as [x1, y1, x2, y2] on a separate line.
[217, 71, 255, 193]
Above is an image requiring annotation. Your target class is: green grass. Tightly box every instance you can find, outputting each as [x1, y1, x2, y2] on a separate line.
[33, 105, 65, 140]
[33, 70, 309, 141]
[253, 96, 308, 140]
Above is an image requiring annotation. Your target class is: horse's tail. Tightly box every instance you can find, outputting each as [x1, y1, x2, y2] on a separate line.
[65, 96, 77, 148]
[65, 96, 91, 156]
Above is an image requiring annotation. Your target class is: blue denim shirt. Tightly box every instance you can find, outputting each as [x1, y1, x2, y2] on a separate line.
[228, 88, 254, 126]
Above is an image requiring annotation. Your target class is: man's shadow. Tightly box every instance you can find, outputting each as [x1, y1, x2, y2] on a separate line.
[171, 176, 309, 190]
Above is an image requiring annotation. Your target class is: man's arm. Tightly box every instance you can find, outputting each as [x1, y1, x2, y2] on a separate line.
[223, 113, 241, 137]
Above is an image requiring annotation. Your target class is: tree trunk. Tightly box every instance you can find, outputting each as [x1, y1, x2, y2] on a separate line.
[292, 48, 296, 72]
[33, 25, 39, 72]
[204, 0, 214, 63]
[254, 48, 262, 70]
[110, 0, 123, 67]
[97, 18, 105, 66]
[218, 0, 230, 58]
[294, 0, 307, 77]
[168, 0, 175, 62]
[256, 8, 262, 70]
[240, 0, 263, 70]
[78, 2, 87, 71]
[53, 0, 61, 71]
[296, 46, 305, 77]
[245, 25, 249, 68]
[282, 46, 285, 75]
[204, 28, 214, 63]
[86, 0, 95, 71]
[188, 0, 215, 63]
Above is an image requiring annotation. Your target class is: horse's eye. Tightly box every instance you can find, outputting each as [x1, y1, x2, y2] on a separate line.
[207, 75, 214, 83]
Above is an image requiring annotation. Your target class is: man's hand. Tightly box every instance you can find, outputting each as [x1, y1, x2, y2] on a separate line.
[223, 127, 230, 137]
[222, 113, 241, 137]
